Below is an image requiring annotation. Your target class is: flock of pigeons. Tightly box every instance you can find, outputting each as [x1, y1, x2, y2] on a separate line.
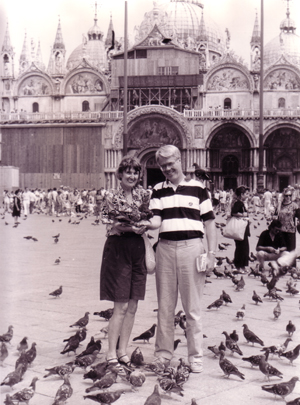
[1, 208, 300, 404]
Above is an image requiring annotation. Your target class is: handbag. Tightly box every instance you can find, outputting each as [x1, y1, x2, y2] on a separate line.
[223, 216, 248, 241]
[142, 233, 156, 274]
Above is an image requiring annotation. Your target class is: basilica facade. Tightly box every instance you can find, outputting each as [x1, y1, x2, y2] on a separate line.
[1, 0, 300, 192]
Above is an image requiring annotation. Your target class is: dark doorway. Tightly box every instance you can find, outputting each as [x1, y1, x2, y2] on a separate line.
[147, 168, 165, 188]
[279, 176, 289, 192]
[224, 177, 237, 191]
[32, 102, 39, 113]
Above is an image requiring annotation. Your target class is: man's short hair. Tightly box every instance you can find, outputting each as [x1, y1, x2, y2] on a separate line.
[155, 145, 181, 164]
[269, 219, 282, 230]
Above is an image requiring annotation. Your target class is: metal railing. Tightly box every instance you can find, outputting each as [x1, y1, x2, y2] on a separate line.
[183, 108, 300, 119]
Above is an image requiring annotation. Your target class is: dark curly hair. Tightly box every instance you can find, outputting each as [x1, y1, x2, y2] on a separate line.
[115, 156, 142, 181]
[235, 185, 249, 198]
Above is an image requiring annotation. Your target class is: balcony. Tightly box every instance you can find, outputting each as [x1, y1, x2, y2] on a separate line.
[0, 110, 124, 124]
[183, 108, 300, 119]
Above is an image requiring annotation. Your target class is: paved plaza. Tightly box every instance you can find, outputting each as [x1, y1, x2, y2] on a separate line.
[0, 208, 299, 405]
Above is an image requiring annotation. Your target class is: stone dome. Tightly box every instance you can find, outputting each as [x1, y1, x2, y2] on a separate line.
[66, 18, 107, 71]
[264, 12, 300, 67]
[135, 0, 225, 55]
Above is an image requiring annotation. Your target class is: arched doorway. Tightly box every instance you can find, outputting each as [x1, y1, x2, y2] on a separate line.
[145, 155, 165, 187]
[209, 125, 251, 189]
[222, 155, 239, 190]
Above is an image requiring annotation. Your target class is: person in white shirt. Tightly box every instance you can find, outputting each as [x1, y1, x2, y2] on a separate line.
[262, 188, 273, 219]
[22, 187, 30, 218]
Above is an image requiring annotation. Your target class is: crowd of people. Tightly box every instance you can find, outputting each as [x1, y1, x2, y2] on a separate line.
[2, 186, 106, 219]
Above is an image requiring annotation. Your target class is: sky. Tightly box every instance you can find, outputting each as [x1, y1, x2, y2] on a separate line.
[1, 0, 299, 68]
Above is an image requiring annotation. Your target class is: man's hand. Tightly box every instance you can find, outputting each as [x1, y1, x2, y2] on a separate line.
[205, 252, 215, 274]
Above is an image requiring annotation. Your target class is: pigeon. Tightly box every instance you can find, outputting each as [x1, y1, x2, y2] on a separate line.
[1, 363, 24, 388]
[15, 352, 28, 374]
[242, 324, 264, 346]
[84, 389, 125, 404]
[242, 354, 264, 368]
[85, 367, 118, 392]
[286, 321, 296, 336]
[218, 350, 245, 380]
[74, 350, 99, 369]
[213, 268, 224, 278]
[174, 310, 184, 327]
[143, 383, 161, 405]
[93, 308, 114, 321]
[49, 285, 63, 298]
[207, 297, 223, 310]
[279, 344, 300, 365]
[273, 302, 281, 319]
[236, 304, 246, 320]
[235, 276, 245, 291]
[126, 368, 146, 389]
[260, 274, 269, 285]
[44, 362, 76, 378]
[3, 394, 14, 405]
[61, 330, 81, 355]
[174, 339, 181, 351]
[286, 285, 299, 296]
[54, 257, 61, 265]
[25, 342, 37, 366]
[52, 233, 60, 238]
[276, 337, 293, 357]
[0, 325, 13, 344]
[23, 236, 32, 240]
[83, 361, 107, 382]
[130, 347, 144, 366]
[219, 341, 226, 352]
[158, 373, 184, 396]
[0, 342, 8, 366]
[10, 377, 38, 404]
[17, 337, 28, 353]
[222, 331, 243, 356]
[208, 345, 220, 358]
[77, 339, 101, 358]
[70, 312, 90, 328]
[249, 266, 262, 278]
[220, 290, 232, 305]
[261, 376, 299, 400]
[179, 315, 186, 332]
[52, 375, 73, 405]
[252, 290, 263, 305]
[229, 330, 239, 343]
[258, 353, 283, 381]
[132, 324, 157, 343]
[264, 288, 284, 301]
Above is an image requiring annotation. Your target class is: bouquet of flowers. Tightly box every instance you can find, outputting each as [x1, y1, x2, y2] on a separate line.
[101, 188, 153, 226]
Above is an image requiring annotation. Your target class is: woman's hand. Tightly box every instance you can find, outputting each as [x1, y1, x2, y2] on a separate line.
[132, 225, 147, 234]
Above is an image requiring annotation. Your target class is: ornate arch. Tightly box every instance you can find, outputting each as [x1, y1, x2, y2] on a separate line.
[62, 65, 110, 95]
[205, 60, 253, 92]
[17, 72, 54, 96]
[205, 122, 255, 149]
[264, 122, 300, 145]
[113, 106, 192, 150]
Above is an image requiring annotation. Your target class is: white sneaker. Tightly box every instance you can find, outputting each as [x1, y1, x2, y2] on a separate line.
[190, 360, 203, 373]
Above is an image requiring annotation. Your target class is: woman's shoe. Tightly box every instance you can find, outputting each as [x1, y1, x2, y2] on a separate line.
[118, 354, 135, 370]
[106, 358, 126, 374]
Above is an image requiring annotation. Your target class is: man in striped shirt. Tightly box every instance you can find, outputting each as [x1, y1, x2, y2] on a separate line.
[148, 145, 217, 373]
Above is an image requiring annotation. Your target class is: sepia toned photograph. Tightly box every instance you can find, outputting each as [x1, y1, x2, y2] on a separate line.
[1, 0, 300, 404]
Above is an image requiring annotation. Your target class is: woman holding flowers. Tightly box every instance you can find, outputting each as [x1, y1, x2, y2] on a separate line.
[100, 156, 152, 370]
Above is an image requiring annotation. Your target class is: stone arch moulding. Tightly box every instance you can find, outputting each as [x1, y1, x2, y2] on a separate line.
[205, 122, 255, 149]
[17, 73, 54, 96]
[113, 106, 192, 150]
[264, 67, 300, 90]
[205, 64, 253, 92]
[263, 122, 300, 146]
[62, 68, 109, 95]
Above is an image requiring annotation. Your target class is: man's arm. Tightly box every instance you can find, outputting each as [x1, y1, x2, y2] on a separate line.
[204, 218, 217, 272]
[147, 215, 162, 230]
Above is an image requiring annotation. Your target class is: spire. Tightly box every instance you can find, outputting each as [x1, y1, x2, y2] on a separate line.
[19, 32, 31, 73]
[2, 23, 13, 53]
[88, 2, 103, 40]
[199, 10, 208, 41]
[35, 40, 45, 70]
[280, 0, 296, 33]
[105, 13, 114, 48]
[251, 11, 260, 47]
[53, 18, 65, 50]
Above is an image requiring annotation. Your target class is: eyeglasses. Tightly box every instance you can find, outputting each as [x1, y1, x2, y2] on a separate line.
[158, 159, 179, 171]
[284, 194, 292, 197]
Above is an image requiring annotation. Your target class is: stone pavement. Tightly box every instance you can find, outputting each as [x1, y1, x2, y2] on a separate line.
[0, 208, 299, 405]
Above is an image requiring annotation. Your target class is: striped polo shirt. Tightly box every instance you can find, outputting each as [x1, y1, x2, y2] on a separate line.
[150, 178, 215, 241]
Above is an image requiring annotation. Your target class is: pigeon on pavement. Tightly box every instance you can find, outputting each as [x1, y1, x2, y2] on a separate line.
[10, 377, 38, 404]
[85, 367, 118, 392]
[0, 326, 13, 344]
[236, 304, 246, 320]
[17, 337, 28, 353]
[286, 320, 296, 336]
[273, 302, 281, 319]
[61, 330, 81, 355]
[222, 332, 243, 356]
[219, 350, 245, 380]
[84, 389, 125, 404]
[44, 362, 76, 378]
[132, 324, 157, 343]
[70, 312, 90, 328]
[261, 376, 299, 400]
[74, 350, 99, 369]
[258, 353, 283, 381]
[252, 290, 263, 305]
[242, 324, 264, 346]
[1, 363, 24, 388]
[130, 347, 144, 366]
[143, 384, 161, 405]
[279, 344, 300, 365]
[220, 290, 232, 305]
[93, 308, 114, 321]
[49, 286, 63, 298]
[52, 375, 73, 405]
[242, 354, 264, 368]
[207, 297, 223, 310]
